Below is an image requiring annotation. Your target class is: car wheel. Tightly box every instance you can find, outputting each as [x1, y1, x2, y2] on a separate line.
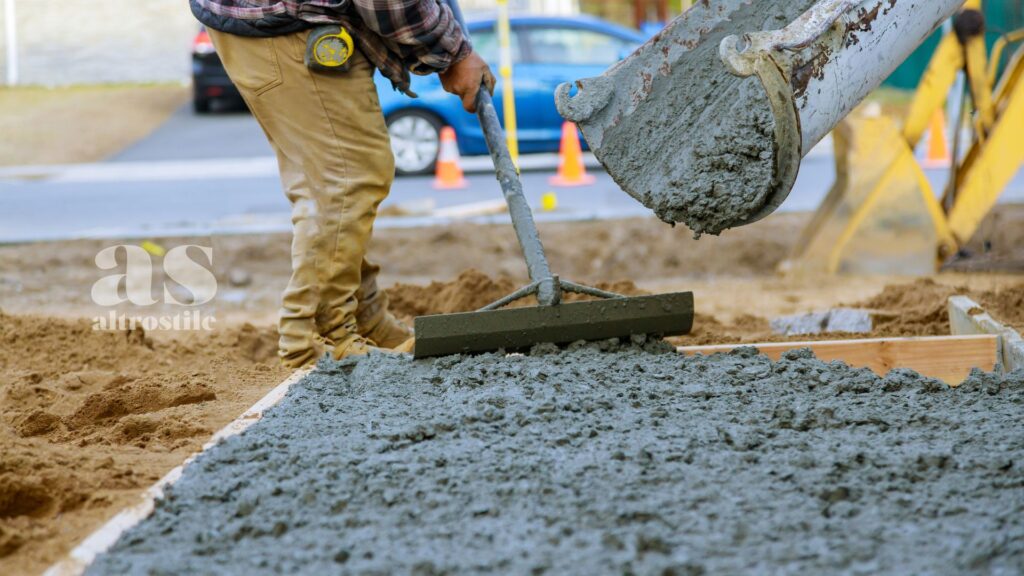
[387, 110, 443, 176]
[193, 97, 212, 114]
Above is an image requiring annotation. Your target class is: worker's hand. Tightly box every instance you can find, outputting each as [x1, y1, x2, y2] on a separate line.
[439, 51, 496, 114]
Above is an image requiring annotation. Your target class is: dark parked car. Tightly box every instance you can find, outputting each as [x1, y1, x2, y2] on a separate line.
[191, 27, 242, 113]
[190, 16, 643, 174]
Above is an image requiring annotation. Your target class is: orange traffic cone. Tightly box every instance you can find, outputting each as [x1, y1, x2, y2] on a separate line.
[433, 126, 467, 189]
[923, 108, 951, 168]
[549, 122, 595, 187]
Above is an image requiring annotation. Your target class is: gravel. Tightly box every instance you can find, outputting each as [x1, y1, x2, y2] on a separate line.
[89, 341, 1024, 575]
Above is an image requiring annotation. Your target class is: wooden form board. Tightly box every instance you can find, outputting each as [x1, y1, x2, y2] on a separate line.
[948, 295, 1024, 372]
[678, 334, 999, 385]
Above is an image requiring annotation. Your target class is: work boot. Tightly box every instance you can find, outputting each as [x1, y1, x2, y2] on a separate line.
[352, 262, 411, 349]
[360, 311, 413, 349]
[331, 333, 381, 360]
[280, 334, 332, 369]
[393, 337, 415, 354]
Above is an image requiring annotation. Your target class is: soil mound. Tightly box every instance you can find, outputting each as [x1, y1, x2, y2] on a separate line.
[0, 313, 288, 574]
[853, 278, 965, 336]
[850, 278, 1024, 336]
[386, 269, 519, 318]
[385, 269, 645, 320]
[674, 313, 773, 345]
[980, 284, 1024, 329]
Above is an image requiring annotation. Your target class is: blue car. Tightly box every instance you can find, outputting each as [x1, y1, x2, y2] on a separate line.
[379, 15, 644, 175]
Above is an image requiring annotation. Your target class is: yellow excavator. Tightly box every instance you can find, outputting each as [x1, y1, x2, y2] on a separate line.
[783, 0, 1024, 274]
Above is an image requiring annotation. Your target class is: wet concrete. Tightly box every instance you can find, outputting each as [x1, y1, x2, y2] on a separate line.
[90, 342, 1024, 575]
[593, 0, 818, 237]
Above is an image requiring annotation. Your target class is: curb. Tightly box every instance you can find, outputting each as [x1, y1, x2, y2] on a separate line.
[0, 153, 602, 183]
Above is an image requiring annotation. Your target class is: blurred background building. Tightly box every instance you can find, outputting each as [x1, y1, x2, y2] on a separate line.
[0, 0, 1020, 87]
[0, 0, 579, 86]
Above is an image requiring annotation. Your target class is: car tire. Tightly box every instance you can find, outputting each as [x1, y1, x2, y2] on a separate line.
[193, 96, 212, 114]
[386, 110, 444, 176]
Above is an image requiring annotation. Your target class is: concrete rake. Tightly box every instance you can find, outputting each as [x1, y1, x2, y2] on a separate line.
[413, 1, 694, 358]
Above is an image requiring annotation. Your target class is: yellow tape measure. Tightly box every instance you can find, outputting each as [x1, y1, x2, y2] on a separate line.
[305, 26, 354, 71]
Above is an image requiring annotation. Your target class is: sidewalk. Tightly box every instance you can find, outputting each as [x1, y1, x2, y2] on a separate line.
[0, 153, 603, 183]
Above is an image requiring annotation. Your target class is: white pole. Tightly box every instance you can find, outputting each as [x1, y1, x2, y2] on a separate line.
[3, 0, 17, 86]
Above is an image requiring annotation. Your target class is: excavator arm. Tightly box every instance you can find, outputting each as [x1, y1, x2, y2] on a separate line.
[947, 34, 1024, 245]
[784, 0, 1024, 273]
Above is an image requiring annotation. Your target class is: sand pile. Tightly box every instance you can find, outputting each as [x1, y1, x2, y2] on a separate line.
[851, 278, 1024, 335]
[673, 313, 774, 346]
[4, 208, 1024, 323]
[385, 269, 645, 320]
[679, 278, 1024, 345]
[0, 313, 288, 574]
[90, 344, 1023, 574]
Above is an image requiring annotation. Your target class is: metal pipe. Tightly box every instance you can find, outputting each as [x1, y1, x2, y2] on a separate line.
[721, 0, 965, 154]
[4, 0, 17, 86]
[476, 97, 555, 288]
[444, 0, 557, 306]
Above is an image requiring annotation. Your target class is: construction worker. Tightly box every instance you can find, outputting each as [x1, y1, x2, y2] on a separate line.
[190, 0, 496, 367]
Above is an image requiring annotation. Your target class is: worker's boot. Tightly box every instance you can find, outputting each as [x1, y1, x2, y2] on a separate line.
[360, 311, 412, 349]
[392, 337, 415, 354]
[279, 329, 331, 369]
[354, 259, 413, 349]
[331, 333, 380, 360]
[320, 273, 411, 358]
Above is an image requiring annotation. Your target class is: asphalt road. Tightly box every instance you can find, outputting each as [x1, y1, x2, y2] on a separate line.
[0, 105, 1021, 243]
[110, 106, 274, 162]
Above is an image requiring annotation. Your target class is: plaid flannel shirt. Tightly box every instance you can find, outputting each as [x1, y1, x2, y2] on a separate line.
[190, 0, 472, 94]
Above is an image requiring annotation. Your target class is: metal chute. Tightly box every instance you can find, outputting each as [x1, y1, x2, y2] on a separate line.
[555, 0, 964, 234]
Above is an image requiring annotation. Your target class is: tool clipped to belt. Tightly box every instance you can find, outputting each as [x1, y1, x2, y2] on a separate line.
[305, 25, 355, 72]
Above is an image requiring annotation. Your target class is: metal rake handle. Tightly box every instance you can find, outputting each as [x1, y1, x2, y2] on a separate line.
[445, 0, 559, 306]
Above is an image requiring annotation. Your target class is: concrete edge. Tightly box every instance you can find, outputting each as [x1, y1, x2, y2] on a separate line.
[948, 295, 1024, 372]
[43, 367, 314, 576]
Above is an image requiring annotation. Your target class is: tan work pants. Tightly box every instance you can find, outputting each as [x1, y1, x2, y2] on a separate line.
[208, 29, 395, 367]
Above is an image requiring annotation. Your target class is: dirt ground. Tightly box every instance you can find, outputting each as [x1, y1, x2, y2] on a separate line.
[2, 205, 1023, 343]
[0, 317, 287, 575]
[3, 206, 1023, 325]
[1, 208, 1023, 574]
[0, 85, 188, 166]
